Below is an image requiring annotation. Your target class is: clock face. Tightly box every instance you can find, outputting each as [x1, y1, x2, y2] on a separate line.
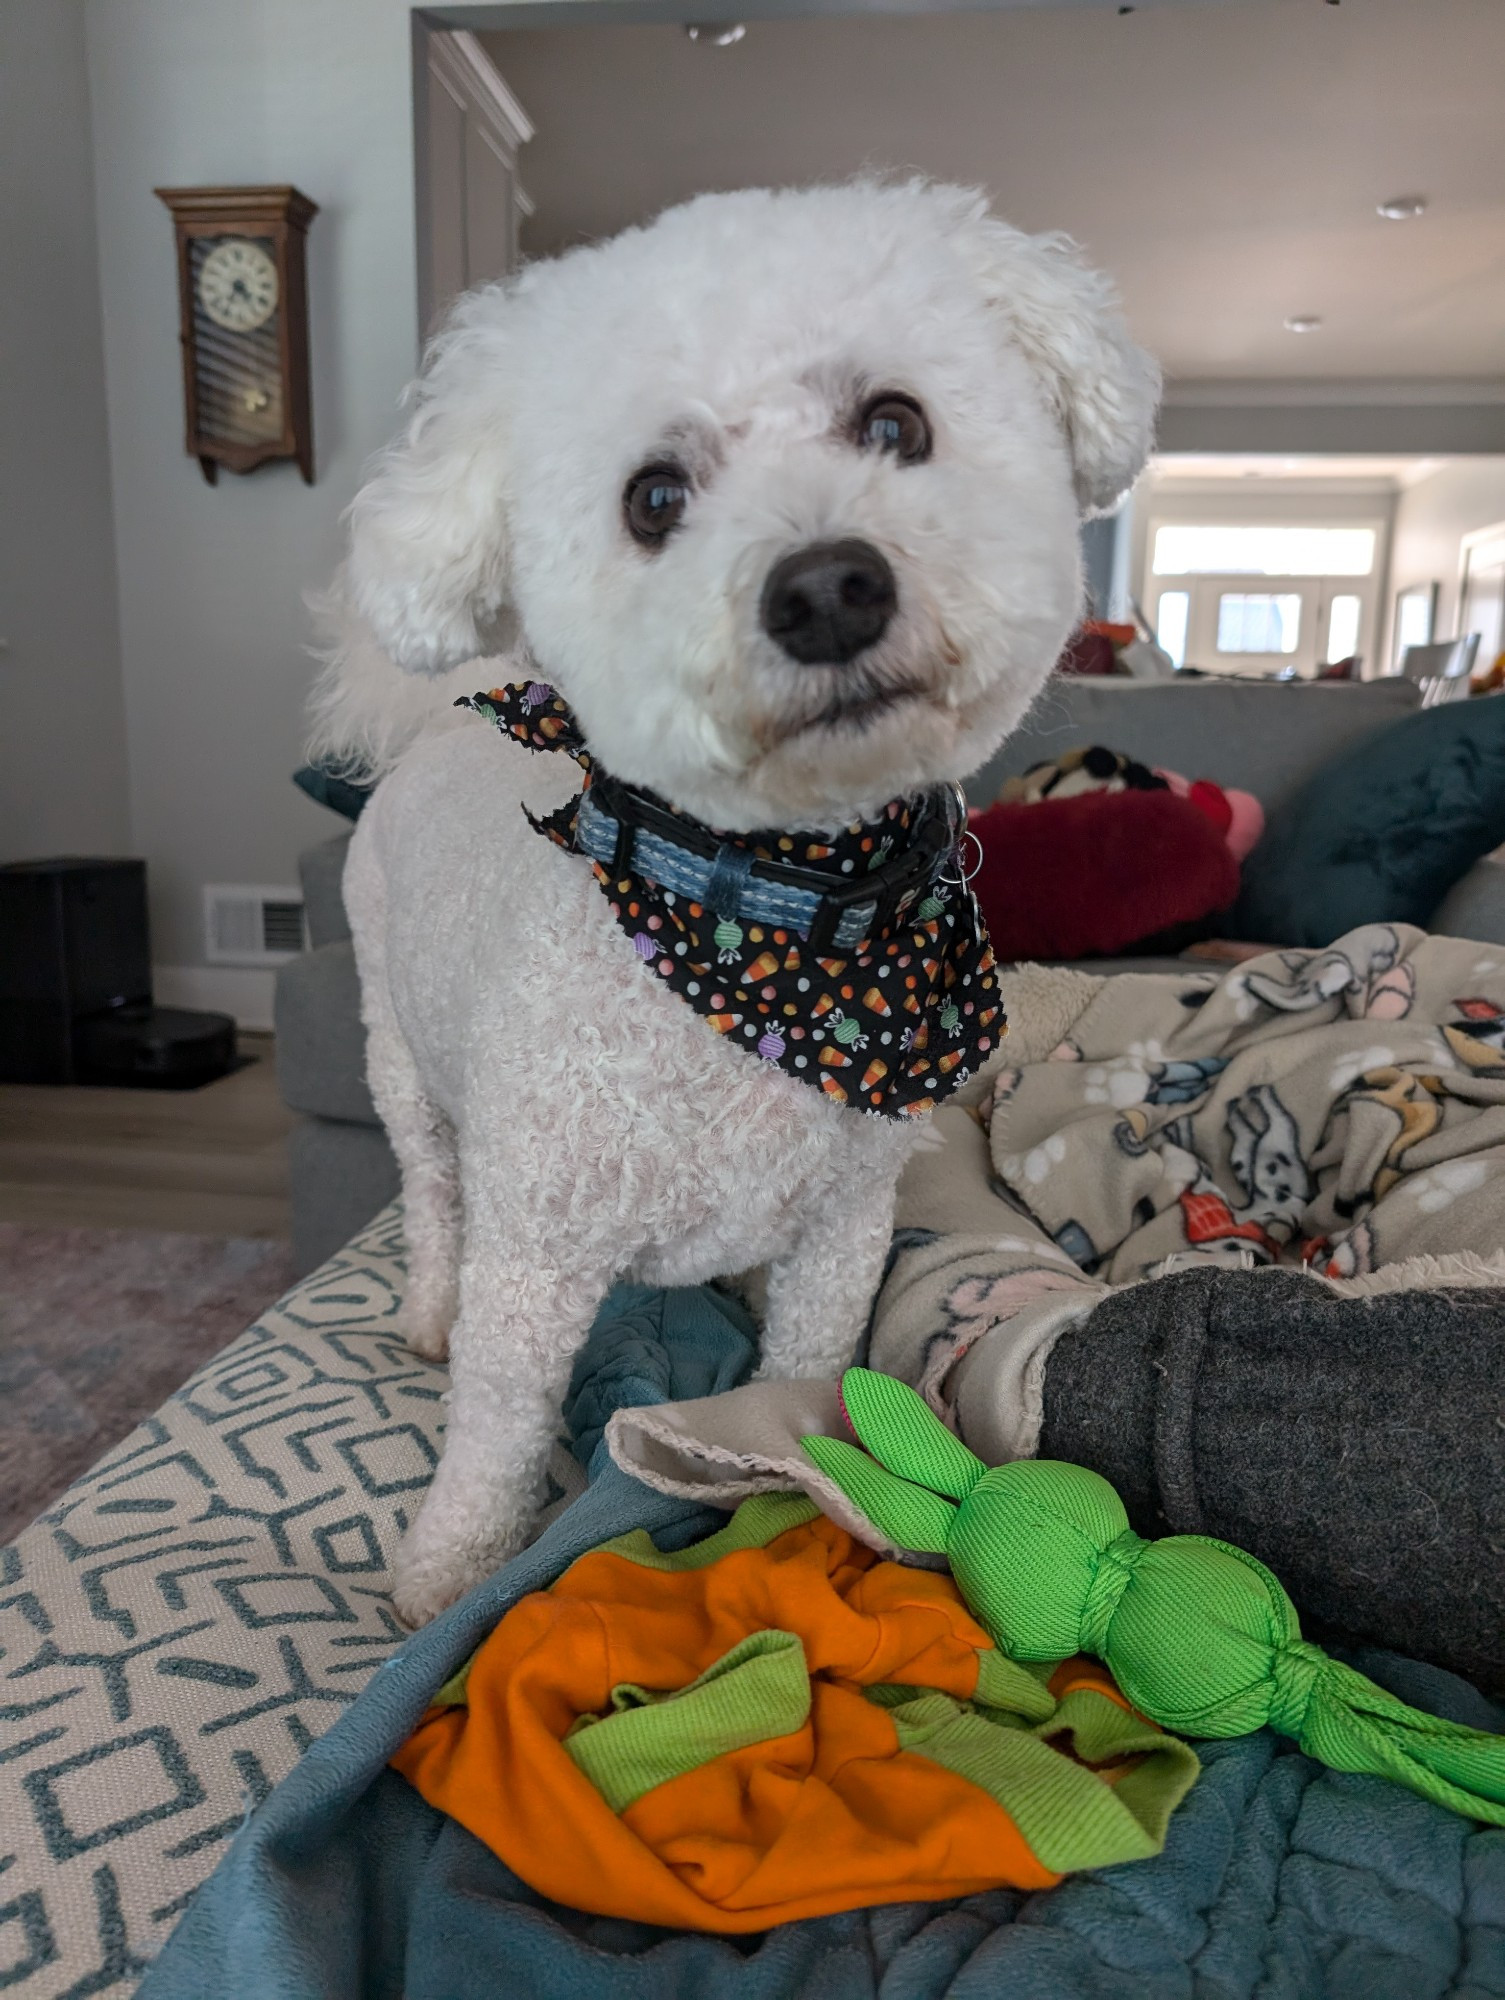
[197, 238, 279, 332]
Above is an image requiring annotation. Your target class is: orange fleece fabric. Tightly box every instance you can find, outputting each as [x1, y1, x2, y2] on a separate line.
[391, 1510, 1146, 1931]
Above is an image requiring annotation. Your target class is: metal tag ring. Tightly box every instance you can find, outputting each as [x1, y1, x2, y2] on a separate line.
[940, 828, 983, 888]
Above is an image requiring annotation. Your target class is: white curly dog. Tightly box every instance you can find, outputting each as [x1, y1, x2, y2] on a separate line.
[320, 179, 1158, 1624]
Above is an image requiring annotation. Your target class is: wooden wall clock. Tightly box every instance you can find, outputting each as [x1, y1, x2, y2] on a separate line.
[154, 184, 317, 485]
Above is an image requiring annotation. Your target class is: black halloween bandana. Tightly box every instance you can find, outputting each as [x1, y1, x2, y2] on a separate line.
[458, 682, 1005, 1118]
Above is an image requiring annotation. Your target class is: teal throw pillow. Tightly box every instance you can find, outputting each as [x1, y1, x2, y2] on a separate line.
[1235, 693, 1505, 947]
[293, 761, 373, 822]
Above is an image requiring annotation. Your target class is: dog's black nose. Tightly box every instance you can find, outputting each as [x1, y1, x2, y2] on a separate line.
[760, 540, 897, 666]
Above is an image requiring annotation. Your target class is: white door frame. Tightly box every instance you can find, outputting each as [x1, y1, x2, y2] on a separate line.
[412, 20, 535, 347]
[1458, 519, 1505, 669]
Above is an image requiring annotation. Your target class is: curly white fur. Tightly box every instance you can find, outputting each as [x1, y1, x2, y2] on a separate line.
[325, 179, 1158, 1623]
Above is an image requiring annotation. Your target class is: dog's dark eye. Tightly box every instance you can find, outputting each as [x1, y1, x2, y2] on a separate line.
[624, 464, 691, 546]
[858, 395, 931, 464]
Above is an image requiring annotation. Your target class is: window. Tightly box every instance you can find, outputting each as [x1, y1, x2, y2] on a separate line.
[1146, 512, 1384, 676]
[1392, 584, 1435, 668]
[1156, 590, 1189, 669]
[1153, 524, 1377, 578]
[1326, 594, 1362, 665]
[1216, 593, 1301, 655]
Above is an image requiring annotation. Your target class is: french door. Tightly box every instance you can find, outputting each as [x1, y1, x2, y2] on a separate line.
[1151, 576, 1369, 678]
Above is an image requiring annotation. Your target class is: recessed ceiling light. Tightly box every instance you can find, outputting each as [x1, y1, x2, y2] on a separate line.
[1284, 314, 1322, 334]
[1377, 194, 1427, 221]
[684, 22, 746, 43]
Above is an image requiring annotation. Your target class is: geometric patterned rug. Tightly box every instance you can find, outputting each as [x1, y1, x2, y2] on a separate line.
[0, 1206, 447, 1994]
[0, 1224, 298, 1545]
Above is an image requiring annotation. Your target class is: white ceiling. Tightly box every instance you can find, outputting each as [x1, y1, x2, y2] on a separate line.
[482, 0, 1505, 383]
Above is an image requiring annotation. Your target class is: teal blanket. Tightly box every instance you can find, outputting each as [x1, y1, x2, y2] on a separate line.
[138, 1284, 1505, 2000]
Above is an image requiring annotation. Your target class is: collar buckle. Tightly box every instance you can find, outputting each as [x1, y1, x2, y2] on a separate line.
[583, 769, 960, 952]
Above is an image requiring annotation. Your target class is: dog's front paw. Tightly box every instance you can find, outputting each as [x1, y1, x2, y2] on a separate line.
[402, 1274, 458, 1363]
[402, 1307, 453, 1364]
[390, 1539, 495, 1629]
[390, 1553, 474, 1629]
[389, 1506, 529, 1628]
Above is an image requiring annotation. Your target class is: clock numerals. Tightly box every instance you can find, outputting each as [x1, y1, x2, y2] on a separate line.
[197, 238, 280, 333]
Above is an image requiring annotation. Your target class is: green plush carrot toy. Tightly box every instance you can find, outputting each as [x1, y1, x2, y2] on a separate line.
[802, 1368, 1505, 1825]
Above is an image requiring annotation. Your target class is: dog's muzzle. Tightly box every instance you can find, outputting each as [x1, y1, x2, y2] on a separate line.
[760, 540, 897, 667]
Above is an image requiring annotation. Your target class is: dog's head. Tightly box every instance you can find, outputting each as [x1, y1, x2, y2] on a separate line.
[345, 180, 1158, 829]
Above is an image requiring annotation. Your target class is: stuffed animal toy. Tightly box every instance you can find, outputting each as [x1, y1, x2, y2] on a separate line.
[1054, 622, 1136, 676]
[997, 748, 1263, 863]
[1473, 651, 1505, 696]
[997, 744, 1165, 804]
[968, 788, 1240, 962]
[1155, 766, 1264, 862]
[803, 1369, 1505, 1824]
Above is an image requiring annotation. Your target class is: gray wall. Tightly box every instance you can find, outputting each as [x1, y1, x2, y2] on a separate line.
[0, 0, 131, 863]
[1157, 395, 1505, 458]
[1387, 457, 1505, 666]
[84, 0, 425, 988]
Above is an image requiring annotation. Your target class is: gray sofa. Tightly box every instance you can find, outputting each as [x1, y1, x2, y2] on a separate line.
[274, 836, 399, 1272]
[276, 675, 1505, 1271]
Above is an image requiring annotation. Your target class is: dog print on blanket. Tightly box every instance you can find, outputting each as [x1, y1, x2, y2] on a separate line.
[870, 927, 1505, 1434]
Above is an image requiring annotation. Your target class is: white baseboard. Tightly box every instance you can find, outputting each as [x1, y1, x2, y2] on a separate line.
[154, 964, 278, 1032]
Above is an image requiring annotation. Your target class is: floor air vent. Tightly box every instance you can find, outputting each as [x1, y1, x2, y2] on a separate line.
[204, 885, 306, 966]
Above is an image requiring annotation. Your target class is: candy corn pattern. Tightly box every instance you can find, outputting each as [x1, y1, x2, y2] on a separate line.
[459, 683, 1006, 1116]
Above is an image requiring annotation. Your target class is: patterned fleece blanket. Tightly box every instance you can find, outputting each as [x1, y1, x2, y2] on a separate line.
[868, 923, 1505, 1460]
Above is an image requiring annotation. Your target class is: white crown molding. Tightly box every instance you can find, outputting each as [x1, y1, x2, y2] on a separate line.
[429, 28, 536, 150]
[1163, 379, 1505, 409]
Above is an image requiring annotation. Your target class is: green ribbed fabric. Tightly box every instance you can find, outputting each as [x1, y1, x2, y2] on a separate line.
[861, 1652, 1056, 1726]
[809, 1437, 956, 1554]
[558, 1617, 1194, 1871]
[891, 1687, 1198, 1872]
[971, 1645, 1060, 1721]
[428, 1495, 821, 1714]
[803, 1368, 1505, 1827]
[588, 1492, 821, 1572]
[431, 1659, 473, 1710]
[841, 1367, 986, 1501]
[563, 1631, 811, 1813]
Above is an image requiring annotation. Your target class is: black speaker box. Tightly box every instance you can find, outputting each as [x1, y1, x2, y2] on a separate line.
[2, 857, 239, 1089]
[0, 858, 152, 1083]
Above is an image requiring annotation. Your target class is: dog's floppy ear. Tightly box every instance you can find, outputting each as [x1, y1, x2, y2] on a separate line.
[344, 288, 515, 674]
[943, 194, 1160, 516]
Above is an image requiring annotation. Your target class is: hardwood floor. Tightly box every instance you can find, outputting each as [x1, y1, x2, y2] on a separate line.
[0, 1032, 294, 1238]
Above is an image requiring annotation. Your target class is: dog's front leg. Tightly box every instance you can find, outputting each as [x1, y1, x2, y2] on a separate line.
[756, 1169, 899, 1383]
[390, 1255, 606, 1626]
